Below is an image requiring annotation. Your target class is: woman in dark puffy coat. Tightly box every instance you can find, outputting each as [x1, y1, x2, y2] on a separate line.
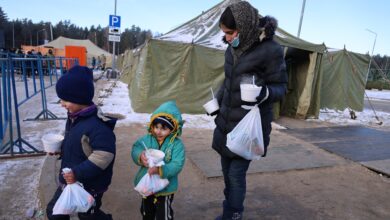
[211, 1, 288, 219]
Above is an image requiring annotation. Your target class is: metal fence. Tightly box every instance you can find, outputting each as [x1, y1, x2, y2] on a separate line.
[0, 52, 78, 156]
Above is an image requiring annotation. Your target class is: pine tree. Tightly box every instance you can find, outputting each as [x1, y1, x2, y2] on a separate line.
[0, 7, 8, 28]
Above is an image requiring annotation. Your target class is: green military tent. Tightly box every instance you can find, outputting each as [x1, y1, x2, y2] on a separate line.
[320, 48, 370, 111]
[118, 0, 366, 118]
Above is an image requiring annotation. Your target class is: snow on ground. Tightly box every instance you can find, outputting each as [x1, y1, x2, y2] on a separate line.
[314, 108, 390, 127]
[99, 80, 218, 130]
[100, 81, 390, 130]
[310, 89, 390, 128]
[364, 89, 390, 101]
[0, 158, 43, 219]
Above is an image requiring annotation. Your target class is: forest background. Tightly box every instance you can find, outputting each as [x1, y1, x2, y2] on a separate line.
[0, 6, 388, 89]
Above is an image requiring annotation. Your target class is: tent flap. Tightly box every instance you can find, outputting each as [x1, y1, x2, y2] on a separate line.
[320, 49, 370, 111]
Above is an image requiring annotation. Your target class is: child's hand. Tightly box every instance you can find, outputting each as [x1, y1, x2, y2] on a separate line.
[62, 170, 76, 184]
[148, 167, 159, 175]
[140, 151, 149, 167]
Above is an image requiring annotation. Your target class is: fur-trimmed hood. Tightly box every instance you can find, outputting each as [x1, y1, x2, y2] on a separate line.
[147, 101, 183, 143]
[258, 16, 278, 42]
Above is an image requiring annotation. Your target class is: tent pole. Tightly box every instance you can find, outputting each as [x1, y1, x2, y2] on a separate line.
[297, 0, 306, 38]
[365, 29, 377, 83]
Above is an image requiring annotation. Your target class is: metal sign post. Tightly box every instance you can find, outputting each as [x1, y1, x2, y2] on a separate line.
[109, 0, 120, 73]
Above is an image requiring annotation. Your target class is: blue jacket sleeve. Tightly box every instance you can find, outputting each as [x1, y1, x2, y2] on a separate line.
[264, 44, 288, 103]
[72, 125, 116, 182]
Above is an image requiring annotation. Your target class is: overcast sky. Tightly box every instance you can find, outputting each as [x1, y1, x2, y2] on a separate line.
[2, 0, 389, 56]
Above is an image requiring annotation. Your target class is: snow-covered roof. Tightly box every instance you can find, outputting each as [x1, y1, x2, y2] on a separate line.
[156, 0, 240, 50]
[44, 36, 111, 57]
[156, 0, 325, 53]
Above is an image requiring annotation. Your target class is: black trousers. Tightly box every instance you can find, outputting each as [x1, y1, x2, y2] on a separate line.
[46, 186, 112, 220]
[141, 194, 174, 220]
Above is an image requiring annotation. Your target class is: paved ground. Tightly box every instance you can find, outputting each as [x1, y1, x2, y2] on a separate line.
[1, 78, 390, 220]
[36, 113, 390, 220]
[364, 99, 390, 113]
[281, 125, 390, 175]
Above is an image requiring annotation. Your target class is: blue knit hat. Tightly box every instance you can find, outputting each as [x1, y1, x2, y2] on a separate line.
[56, 65, 94, 105]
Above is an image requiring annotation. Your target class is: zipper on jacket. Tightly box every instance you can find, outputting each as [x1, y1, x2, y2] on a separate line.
[225, 63, 237, 134]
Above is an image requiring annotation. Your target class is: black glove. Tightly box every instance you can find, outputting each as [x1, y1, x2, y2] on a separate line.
[206, 109, 219, 116]
[256, 86, 269, 104]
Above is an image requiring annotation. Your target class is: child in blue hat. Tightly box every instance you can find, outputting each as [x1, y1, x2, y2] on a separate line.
[46, 65, 116, 220]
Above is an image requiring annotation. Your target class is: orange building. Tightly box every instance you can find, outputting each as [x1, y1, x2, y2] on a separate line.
[65, 45, 87, 66]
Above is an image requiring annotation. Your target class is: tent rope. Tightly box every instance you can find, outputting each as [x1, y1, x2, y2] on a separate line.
[363, 58, 387, 125]
[371, 59, 390, 84]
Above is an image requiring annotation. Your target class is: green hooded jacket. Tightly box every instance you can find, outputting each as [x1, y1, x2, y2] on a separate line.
[131, 101, 185, 196]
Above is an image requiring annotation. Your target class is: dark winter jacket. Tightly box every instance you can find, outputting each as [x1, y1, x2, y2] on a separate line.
[59, 107, 116, 192]
[212, 36, 287, 159]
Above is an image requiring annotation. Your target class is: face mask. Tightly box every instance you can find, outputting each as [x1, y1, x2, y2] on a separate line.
[231, 34, 240, 47]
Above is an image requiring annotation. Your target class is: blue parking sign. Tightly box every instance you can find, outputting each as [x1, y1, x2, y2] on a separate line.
[109, 15, 121, 28]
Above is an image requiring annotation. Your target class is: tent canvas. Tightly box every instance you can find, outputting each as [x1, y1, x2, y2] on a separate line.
[121, 39, 226, 114]
[44, 36, 111, 66]
[119, 0, 366, 119]
[320, 49, 370, 111]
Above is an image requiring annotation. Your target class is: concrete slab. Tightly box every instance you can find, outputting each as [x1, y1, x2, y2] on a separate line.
[280, 126, 390, 176]
[274, 116, 337, 129]
[282, 126, 390, 143]
[188, 136, 350, 178]
[361, 159, 390, 176]
[315, 139, 390, 162]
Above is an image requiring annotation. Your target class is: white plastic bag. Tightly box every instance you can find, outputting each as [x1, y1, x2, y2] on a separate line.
[52, 182, 95, 215]
[145, 149, 165, 168]
[226, 106, 264, 160]
[134, 174, 169, 197]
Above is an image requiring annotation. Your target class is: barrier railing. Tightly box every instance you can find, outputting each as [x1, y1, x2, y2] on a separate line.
[0, 53, 78, 156]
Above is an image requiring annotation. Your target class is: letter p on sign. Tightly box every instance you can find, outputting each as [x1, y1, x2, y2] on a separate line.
[109, 15, 121, 28]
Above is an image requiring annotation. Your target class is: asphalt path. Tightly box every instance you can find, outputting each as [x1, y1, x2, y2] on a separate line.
[364, 99, 390, 113]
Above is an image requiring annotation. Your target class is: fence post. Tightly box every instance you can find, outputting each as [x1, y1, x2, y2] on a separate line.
[1, 56, 41, 155]
[24, 56, 63, 121]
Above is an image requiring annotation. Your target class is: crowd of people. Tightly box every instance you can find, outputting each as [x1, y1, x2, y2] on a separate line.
[0, 48, 58, 76]
[91, 54, 107, 70]
[1, 47, 107, 71]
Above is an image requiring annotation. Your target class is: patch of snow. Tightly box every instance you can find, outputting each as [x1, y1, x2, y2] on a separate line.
[364, 89, 390, 101]
[0, 157, 45, 219]
[308, 89, 390, 128]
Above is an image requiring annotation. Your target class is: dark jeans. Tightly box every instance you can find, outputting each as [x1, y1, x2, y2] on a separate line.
[46, 187, 112, 220]
[220, 156, 250, 219]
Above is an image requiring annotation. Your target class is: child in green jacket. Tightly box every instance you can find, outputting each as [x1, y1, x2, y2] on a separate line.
[132, 101, 185, 220]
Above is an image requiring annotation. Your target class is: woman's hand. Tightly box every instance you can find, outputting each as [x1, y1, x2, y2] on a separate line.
[206, 109, 219, 116]
[256, 86, 269, 104]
